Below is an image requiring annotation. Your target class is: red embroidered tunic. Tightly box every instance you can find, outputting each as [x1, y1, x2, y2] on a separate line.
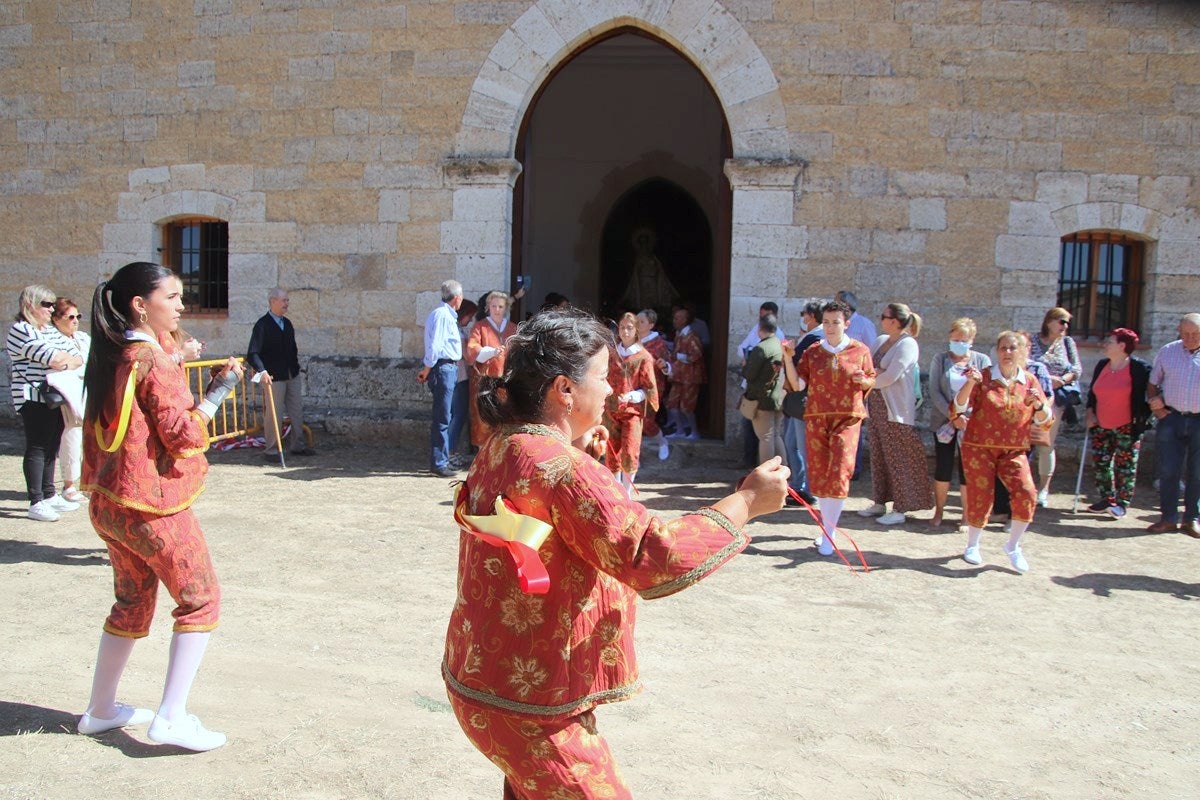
[443, 424, 748, 718]
[797, 339, 875, 418]
[466, 318, 518, 447]
[641, 333, 670, 401]
[669, 327, 706, 386]
[956, 368, 1048, 450]
[605, 347, 660, 423]
[80, 343, 210, 515]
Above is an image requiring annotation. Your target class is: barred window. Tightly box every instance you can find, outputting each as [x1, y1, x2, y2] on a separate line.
[160, 218, 228, 313]
[1056, 232, 1143, 340]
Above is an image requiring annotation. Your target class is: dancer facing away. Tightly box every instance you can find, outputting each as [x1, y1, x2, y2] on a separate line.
[604, 312, 660, 496]
[443, 309, 788, 799]
[78, 262, 243, 751]
[952, 330, 1052, 573]
[793, 300, 876, 556]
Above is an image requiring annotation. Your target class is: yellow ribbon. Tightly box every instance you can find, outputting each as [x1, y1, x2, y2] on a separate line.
[94, 369, 137, 453]
[457, 495, 553, 552]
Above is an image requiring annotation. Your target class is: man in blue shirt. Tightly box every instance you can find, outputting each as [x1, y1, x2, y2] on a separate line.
[418, 280, 464, 477]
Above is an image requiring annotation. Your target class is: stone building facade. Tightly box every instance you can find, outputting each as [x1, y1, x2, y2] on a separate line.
[2, 0, 1198, 442]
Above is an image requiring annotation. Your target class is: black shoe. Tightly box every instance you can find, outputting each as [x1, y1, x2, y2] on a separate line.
[262, 453, 281, 463]
[1085, 499, 1110, 513]
[431, 465, 456, 478]
[796, 488, 816, 504]
[291, 447, 317, 456]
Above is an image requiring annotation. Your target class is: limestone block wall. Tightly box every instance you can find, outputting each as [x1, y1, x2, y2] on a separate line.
[0, 0, 1197, 442]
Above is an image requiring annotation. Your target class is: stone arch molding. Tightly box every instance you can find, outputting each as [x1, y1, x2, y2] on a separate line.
[442, 0, 805, 343]
[454, 0, 788, 159]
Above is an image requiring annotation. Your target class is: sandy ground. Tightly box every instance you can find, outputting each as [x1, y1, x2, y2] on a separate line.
[1, 427, 1198, 800]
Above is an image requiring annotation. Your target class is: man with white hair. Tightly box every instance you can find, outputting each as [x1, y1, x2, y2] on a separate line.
[418, 280, 465, 477]
[1146, 312, 1200, 537]
[247, 288, 314, 460]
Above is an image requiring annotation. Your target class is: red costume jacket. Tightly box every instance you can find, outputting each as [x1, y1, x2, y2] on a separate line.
[798, 339, 875, 418]
[955, 367, 1048, 450]
[605, 346, 660, 423]
[443, 424, 748, 718]
[640, 332, 670, 400]
[669, 327, 706, 386]
[466, 318, 518, 447]
[80, 343, 210, 515]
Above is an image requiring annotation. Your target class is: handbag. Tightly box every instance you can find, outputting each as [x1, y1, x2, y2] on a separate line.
[37, 382, 67, 410]
[738, 394, 759, 421]
[781, 390, 807, 420]
[1029, 419, 1052, 447]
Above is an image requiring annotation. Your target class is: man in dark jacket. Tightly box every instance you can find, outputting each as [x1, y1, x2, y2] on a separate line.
[247, 288, 314, 459]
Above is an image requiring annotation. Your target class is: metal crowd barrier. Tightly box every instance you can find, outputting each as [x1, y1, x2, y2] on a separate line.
[182, 357, 314, 448]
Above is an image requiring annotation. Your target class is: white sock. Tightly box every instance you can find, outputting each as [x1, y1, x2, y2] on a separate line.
[1007, 520, 1029, 551]
[684, 413, 698, 434]
[818, 497, 845, 538]
[158, 632, 211, 723]
[967, 526, 983, 549]
[85, 632, 137, 719]
[626, 471, 637, 498]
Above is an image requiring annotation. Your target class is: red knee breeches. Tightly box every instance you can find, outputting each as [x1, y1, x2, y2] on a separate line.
[89, 493, 221, 638]
[962, 444, 1037, 528]
[804, 415, 862, 499]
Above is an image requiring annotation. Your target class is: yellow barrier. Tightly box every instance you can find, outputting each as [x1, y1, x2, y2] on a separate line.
[181, 358, 314, 448]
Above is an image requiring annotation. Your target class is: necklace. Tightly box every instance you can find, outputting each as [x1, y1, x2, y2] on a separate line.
[1108, 358, 1128, 372]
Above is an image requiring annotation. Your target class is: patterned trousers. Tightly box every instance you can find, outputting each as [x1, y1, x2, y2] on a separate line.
[1090, 424, 1142, 507]
[89, 493, 221, 638]
[804, 415, 863, 499]
[962, 444, 1037, 529]
[665, 382, 700, 414]
[607, 411, 644, 475]
[449, 694, 632, 800]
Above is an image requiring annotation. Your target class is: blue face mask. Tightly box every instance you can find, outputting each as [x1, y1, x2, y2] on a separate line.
[948, 340, 971, 357]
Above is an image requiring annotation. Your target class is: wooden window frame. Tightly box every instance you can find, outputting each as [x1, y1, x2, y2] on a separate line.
[159, 217, 229, 315]
[1056, 231, 1144, 341]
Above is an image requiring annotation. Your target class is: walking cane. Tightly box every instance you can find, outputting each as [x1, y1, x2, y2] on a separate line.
[1071, 429, 1090, 513]
[264, 379, 287, 469]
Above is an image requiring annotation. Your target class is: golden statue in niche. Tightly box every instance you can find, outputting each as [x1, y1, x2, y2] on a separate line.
[620, 226, 680, 313]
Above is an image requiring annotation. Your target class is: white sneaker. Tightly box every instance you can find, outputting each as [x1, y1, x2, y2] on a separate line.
[1036, 489, 1049, 508]
[45, 494, 80, 513]
[815, 534, 834, 556]
[657, 442, 670, 461]
[78, 703, 155, 735]
[962, 545, 983, 565]
[148, 713, 227, 752]
[28, 500, 60, 522]
[1005, 544, 1029, 574]
[876, 511, 907, 525]
[857, 503, 887, 518]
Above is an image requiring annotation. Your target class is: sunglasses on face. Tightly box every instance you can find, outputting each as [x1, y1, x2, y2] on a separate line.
[880, 314, 895, 320]
[1055, 318, 1070, 325]
[39, 301, 55, 309]
[65, 313, 82, 320]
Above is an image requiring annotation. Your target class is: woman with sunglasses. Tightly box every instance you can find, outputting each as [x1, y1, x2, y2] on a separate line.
[6, 285, 85, 521]
[1029, 307, 1082, 507]
[49, 298, 91, 504]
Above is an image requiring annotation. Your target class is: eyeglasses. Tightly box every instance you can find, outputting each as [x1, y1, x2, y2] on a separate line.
[66, 314, 82, 320]
[880, 314, 895, 320]
[1054, 318, 1070, 325]
[39, 301, 55, 309]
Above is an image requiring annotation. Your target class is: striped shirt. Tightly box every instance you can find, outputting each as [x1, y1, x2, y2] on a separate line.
[1149, 339, 1200, 414]
[6, 321, 68, 410]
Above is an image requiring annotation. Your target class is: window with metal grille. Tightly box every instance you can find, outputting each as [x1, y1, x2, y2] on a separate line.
[1056, 232, 1143, 340]
[160, 218, 229, 313]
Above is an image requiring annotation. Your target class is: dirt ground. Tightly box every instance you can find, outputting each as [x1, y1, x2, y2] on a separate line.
[1, 427, 1197, 800]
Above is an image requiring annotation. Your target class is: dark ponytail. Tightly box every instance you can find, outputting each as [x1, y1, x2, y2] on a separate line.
[476, 309, 613, 426]
[84, 261, 174, 421]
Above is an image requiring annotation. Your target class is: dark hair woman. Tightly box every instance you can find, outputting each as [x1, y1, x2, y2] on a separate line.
[6, 284, 86, 521]
[76, 262, 243, 751]
[1084, 328, 1153, 517]
[443, 309, 787, 798]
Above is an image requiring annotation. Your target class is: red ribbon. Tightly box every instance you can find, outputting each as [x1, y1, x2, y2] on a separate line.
[787, 487, 870, 573]
[453, 485, 551, 595]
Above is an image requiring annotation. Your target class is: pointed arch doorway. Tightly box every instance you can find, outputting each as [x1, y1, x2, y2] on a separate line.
[512, 29, 731, 436]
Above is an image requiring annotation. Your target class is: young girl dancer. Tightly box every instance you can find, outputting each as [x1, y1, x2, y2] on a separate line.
[77, 262, 242, 751]
[605, 312, 660, 496]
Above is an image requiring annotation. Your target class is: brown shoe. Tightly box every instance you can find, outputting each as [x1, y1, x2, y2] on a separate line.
[1183, 520, 1200, 539]
[1146, 520, 1181, 534]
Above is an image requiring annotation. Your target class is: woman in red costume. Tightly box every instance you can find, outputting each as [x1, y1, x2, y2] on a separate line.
[443, 309, 788, 799]
[793, 300, 876, 556]
[604, 312, 660, 496]
[467, 291, 519, 447]
[952, 330, 1052, 573]
[77, 262, 242, 751]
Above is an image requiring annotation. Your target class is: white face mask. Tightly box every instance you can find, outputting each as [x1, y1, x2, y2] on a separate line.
[948, 340, 971, 357]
